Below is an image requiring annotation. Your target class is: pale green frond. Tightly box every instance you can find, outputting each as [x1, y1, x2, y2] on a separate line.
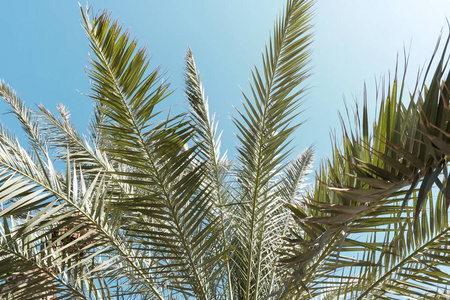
[0, 81, 48, 161]
[0, 83, 114, 190]
[278, 146, 315, 204]
[0, 232, 91, 300]
[0, 127, 165, 299]
[80, 7, 229, 299]
[36, 104, 92, 163]
[184, 47, 230, 202]
[184, 47, 235, 299]
[231, 0, 313, 298]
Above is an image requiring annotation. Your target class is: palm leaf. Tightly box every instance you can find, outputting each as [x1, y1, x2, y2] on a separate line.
[184, 47, 235, 299]
[0, 112, 165, 299]
[231, 0, 313, 298]
[80, 6, 228, 299]
[281, 34, 450, 298]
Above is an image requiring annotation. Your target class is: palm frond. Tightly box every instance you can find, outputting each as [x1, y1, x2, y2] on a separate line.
[278, 146, 315, 204]
[281, 34, 450, 298]
[184, 47, 235, 299]
[0, 81, 48, 161]
[231, 0, 313, 298]
[0, 124, 165, 299]
[0, 214, 93, 300]
[80, 6, 228, 299]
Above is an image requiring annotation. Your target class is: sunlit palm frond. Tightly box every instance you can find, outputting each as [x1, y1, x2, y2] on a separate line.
[0, 107, 165, 299]
[80, 6, 228, 299]
[0, 81, 48, 162]
[0, 213, 95, 300]
[184, 47, 235, 299]
[278, 146, 315, 205]
[231, 0, 313, 298]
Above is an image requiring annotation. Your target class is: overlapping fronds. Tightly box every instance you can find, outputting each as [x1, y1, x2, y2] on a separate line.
[0, 124, 163, 299]
[0, 80, 156, 298]
[80, 6, 230, 299]
[281, 36, 450, 299]
[5, 0, 448, 298]
[0, 214, 92, 300]
[0, 0, 316, 298]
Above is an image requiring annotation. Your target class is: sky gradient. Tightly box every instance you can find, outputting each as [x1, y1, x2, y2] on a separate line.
[1, 1, 449, 171]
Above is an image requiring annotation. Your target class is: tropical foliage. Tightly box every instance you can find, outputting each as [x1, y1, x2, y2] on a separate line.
[0, 0, 449, 299]
[0, 0, 314, 299]
[281, 40, 450, 298]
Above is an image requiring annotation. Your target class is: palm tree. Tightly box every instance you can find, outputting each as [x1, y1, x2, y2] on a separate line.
[280, 39, 450, 298]
[0, 0, 314, 299]
[1, 0, 449, 298]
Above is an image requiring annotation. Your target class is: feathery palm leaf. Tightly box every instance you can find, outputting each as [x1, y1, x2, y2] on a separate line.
[0, 0, 317, 298]
[81, 6, 230, 299]
[184, 47, 235, 299]
[231, 0, 313, 298]
[282, 35, 450, 299]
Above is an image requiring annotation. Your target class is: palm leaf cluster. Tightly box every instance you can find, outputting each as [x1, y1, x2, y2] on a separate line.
[0, 1, 314, 299]
[1, 0, 450, 298]
[281, 37, 450, 299]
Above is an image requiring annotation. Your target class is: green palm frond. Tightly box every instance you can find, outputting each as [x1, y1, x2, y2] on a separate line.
[0, 148, 110, 298]
[299, 188, 450, 300]
[231, 0, 313, 298]
[184, 47, 232, 207]
[0, 103, 165, 299]
[354, 191, 450, 299]
[0, 81, 48, 161]
[80, 6, 229, 299]
[278, 146, 315, 205]
[281, 35, 450, 298]
[184, 47, 235, 299]
[0, 214, 94, 300]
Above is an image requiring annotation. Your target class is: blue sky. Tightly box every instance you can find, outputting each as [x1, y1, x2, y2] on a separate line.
[1, 1, 449, 169]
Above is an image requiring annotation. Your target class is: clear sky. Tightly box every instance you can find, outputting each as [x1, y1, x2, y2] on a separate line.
[1, 1, 449, 170]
